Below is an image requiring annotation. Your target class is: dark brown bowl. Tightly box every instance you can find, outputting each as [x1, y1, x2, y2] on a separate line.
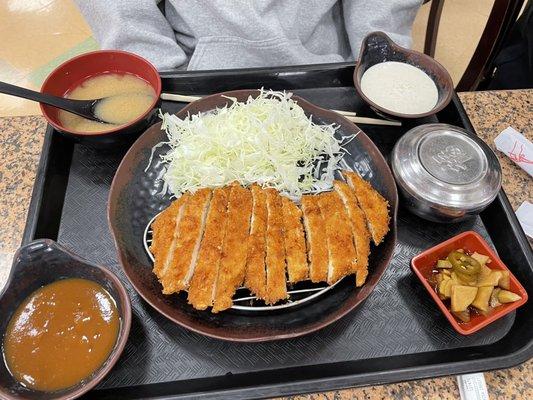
[0, 240, 131, 400]
[108, 89, 398, 342]
[354, 31, 453, 119]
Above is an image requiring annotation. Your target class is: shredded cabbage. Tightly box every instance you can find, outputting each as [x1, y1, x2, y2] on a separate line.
[156, 89, 354, 198]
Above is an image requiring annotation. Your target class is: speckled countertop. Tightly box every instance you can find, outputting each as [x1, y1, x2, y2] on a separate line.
[0, 90, 531, 399]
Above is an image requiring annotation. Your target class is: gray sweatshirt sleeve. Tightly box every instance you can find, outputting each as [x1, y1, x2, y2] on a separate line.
[74, 0, 187, 70]
[343, 0, 422, 58]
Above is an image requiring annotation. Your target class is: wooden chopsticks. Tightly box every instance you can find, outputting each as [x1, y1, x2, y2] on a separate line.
[331, 109, 357, 117]
[342, 116, 401, 126]
[160, 92, 401, 127]
[161, 93, 202, 103]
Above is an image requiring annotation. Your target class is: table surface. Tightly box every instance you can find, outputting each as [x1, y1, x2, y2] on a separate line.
[0, 89, 531, 399]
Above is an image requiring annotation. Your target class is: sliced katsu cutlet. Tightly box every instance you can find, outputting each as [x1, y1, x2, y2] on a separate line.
[281, 196, 308, 283]
[333, 181, 371, 287]
[244, 184, 268, 299]
[212, 184, 253, 313]
[343, 171, 390, 245]
[150, 195, 188, 280]
[317, 192, 357, 284]
[160, 188, 212, 295]
[187, 187, 230, 310]
[263, 188, 288, 305]
[301, 195, 328, 283]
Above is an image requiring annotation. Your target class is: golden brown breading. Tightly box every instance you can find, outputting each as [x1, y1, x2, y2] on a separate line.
[187, 187, 230, 310]
[153, 174, 386, 311]
[212, 184, 253, 313]
[150, 196, 187, 280]
[343, 171, 390, 245]
[244, 184, 268, 298]
[263, 188, 288, 305]
[301, 195, 329, 283]
[333, 181, 371, 286]
[281, 196, 308, 283]
[160, 188, 212, 295]
[317, 192, 357, 284]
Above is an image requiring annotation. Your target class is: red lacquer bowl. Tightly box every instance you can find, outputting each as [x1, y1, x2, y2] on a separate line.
[40, 50, 161, 146]
[411, 231, 528, 335]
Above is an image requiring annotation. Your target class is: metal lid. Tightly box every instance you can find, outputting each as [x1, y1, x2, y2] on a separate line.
[391, 123, 501, 210]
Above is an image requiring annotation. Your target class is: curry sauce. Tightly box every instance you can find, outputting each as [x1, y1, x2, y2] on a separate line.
[3, 278, 119, 392]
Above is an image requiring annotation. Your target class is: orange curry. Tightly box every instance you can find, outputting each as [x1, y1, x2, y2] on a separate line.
[3, 278, 119, 391]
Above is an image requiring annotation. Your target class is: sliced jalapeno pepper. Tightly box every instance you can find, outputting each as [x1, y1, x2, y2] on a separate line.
[448, 250, 481, 276]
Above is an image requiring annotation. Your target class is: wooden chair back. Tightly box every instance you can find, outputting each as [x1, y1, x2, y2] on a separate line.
[423, 0, 525, 91]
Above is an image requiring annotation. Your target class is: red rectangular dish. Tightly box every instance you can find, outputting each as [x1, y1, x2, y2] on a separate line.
[411, 230, 528, 335]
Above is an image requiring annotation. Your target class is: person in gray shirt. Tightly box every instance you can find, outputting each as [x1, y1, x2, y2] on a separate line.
[75, 0, 422, 71]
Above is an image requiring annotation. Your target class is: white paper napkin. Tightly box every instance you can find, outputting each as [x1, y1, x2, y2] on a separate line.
[457, 373, 489, 400]
[516, 201, 533, 238]
[494, 127, 533, 178]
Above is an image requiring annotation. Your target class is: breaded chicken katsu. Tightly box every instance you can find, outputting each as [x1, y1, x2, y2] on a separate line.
[150, 171, 390, 312]
[301, 195, 328, 283]
[343, 171, 390, 245]
[244, 184, 268, 299]
[281, 196, 308, 283]
[333, 181, 371, 287]
[212, 184, 253, 312]
[151, 194, 188, 281]
[317, 192, 357, 284]
[160, 189, 211, 295]
[264, 189, 289, 305]
[187, 187, 230, 310]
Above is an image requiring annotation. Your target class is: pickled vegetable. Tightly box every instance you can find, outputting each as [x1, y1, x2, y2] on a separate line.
[471, 286, 493, 311]
[449, 251, 481, 276]
[476, 270, 502, 287]
[490, 288, 502, 308]
[437, 259, 452, 269]
[451, 271, 475, 286]
[498, 290, 521, 303]
[429, 248, 523, 324]
[438, 276, 453, 298]
[438, 279, 454, 299]
[452, 310, 471, 323]
[498, 271, 510, 290]
[450, 272, 462, 285]
[477, 307, 493, 317]
[471, 252, 490, 265]
[451, 285, 478, 312]
[479, 264, 492, 276]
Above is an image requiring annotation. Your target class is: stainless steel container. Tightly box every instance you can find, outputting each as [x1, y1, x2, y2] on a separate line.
[391, 123, 502, 223]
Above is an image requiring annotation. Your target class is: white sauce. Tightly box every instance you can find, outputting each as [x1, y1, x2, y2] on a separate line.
[360, 61, 438, 115]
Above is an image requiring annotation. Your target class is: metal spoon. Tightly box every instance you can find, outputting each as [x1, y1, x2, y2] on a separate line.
[0, 80, 110, 123]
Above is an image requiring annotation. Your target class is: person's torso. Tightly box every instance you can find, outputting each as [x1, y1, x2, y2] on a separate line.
[164, 0, 352, 70]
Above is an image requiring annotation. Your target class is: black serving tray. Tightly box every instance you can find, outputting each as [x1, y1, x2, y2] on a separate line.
[22, 64, 532, 399]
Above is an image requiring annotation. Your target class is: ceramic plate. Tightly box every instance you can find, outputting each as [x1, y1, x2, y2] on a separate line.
[108, 90, 398, 342]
